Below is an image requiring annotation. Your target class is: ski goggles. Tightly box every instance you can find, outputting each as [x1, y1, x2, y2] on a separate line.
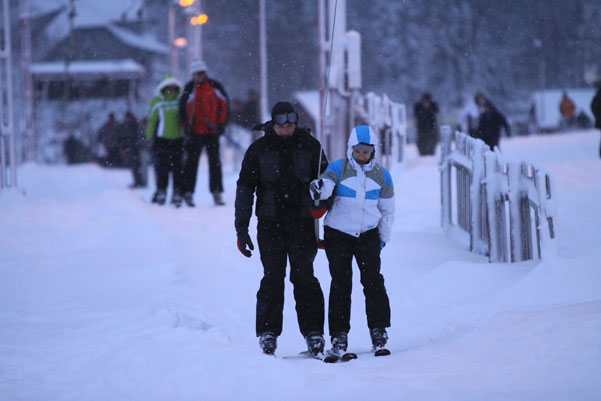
[352, 143, 375, 152]
[272, 112, 298, 126]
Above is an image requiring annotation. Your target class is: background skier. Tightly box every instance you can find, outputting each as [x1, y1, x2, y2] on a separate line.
[591, 81, 601, 158]
[476, 101, 511, 150]
[413, 92, 439, 155]
[178, 58, 229, 207]
[145, 74, 185, 206]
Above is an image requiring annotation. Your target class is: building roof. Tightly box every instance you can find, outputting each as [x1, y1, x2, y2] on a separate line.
[31, 59, 145, 81]
[294, 90, 320, 123]
[105, 24, 168, 55]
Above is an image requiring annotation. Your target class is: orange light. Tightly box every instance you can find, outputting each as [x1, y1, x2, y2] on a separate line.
[190, 14, 208, 25]
[197, 14, 208, 24]
[173, 37, 188, 47]
[179, 0, 195, 6]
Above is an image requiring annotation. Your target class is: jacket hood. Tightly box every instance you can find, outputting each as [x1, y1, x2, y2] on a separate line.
[347, 125, 378, 166]
[156, 74, 182, 97]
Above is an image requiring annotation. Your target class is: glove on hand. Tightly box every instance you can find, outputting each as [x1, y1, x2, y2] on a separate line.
[237, 232, 254, 258]
[310, 179, 323, 200]
[380, 240, 386, 250]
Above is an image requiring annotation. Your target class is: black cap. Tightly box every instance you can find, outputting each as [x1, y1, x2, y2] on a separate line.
[271, 101, 296, 120]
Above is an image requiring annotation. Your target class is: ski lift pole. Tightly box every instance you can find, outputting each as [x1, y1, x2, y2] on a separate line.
[313, 0, 339, 249]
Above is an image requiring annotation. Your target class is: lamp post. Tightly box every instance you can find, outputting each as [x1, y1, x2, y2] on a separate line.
[183, 0, 205, 70]
[168, 1, 207, 79]
[259, 0, 268, 122]
[533, 38, 545, 130]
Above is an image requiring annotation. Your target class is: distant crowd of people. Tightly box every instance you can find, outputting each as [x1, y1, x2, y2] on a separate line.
[413, 90, 511, 155]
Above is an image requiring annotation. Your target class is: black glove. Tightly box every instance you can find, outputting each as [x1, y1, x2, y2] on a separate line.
[310, 179, 323, 200]
[237, 232, 254, 258]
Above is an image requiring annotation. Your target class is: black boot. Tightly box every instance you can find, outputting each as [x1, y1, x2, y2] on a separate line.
[212, 191, 225, 206]
[151, 190, 166, 205]
[184, 192, 195, 207]
[370, 328, 388, 351]
[259, 332, 277, 355]
[305, 331, 325, 356]
[171, 192, 183, 208]
[330, 332, 348, 355]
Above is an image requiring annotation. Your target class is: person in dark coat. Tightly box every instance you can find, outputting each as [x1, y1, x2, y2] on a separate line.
[234, 101, 328, 356]
[413, 92, 439, 156]
[97, 113, 122, 167]
[63, 134, 88, 164]
[591, 82, 601, 158]
[121, 111, 146, 188]
[476, 101, 511, 150]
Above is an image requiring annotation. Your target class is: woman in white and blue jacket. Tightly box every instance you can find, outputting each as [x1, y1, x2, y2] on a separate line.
[310, 125, 395, 356]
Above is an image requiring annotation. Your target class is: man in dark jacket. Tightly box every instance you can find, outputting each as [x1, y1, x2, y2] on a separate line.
[477, 101, 511, 150]
[591, 82, 601, 158]
[235, 101, 328, 356]
[413, 92, 439, 156]
[121, 111, 146, 188]
[97, 113, 121, 167]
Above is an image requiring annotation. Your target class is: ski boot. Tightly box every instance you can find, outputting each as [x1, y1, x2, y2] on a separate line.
[171, 192, 183, 208]
[305, 331, 325, 357]
[370, 328, 391, 356]
[151, 190, 166, 205]
[184, 192, 195, 207]
[259, 332, 277, 355]
[212, 191, 225, 206]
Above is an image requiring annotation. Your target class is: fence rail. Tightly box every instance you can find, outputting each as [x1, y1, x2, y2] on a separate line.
[440, 126, 556, 262]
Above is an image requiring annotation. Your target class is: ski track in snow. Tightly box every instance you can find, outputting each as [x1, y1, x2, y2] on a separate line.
[1, 130, 601, 400]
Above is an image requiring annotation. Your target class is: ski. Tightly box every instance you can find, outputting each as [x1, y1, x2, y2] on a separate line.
[299, 350, 324, 360]
[373, 348, 391, 357]
[322, 350, 357, 363]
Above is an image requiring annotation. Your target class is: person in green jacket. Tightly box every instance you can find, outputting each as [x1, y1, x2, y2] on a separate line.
[145, 74, 185, 206]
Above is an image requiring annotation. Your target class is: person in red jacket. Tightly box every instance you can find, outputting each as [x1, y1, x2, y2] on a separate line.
[559, 91, 576, 130]
[179, 58, 229, 206]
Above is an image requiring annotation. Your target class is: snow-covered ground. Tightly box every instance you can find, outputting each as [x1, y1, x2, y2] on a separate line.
[1, 130, 600, 401]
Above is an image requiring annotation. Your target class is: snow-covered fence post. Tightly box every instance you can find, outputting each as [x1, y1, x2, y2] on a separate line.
[391, 102, 407, 164]
[439, 126, 453, 230]
[506, 162, 523, 261]
[534, 168, 556, 241]
[362, 91, 405, 169]
[483, 151, 509, 262]
[470, 137, 488, 255]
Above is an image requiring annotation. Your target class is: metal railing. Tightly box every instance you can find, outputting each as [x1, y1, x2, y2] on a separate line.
[440, 126, 556, 262]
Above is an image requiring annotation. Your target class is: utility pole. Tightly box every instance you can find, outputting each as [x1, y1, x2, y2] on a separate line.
[184, 0, 203, 69]
[0, 0, 17, 188]
[318, 0, 351, 161]
[168, 2, 178, 76]
[258, 0, 268, 122]
[19, 0, 35, 162]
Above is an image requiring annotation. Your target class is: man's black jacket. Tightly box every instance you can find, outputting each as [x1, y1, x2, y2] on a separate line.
[235, 123, 328, 235]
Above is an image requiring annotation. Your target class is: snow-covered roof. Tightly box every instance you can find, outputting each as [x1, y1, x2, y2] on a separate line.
[31, 0, 144, 28]
[106, 24, 168, 55]
[30, 59, 145, 80]
[294, 90, 320, 123]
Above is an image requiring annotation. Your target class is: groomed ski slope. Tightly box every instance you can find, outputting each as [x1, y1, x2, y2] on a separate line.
[1, 130, 600, 401]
